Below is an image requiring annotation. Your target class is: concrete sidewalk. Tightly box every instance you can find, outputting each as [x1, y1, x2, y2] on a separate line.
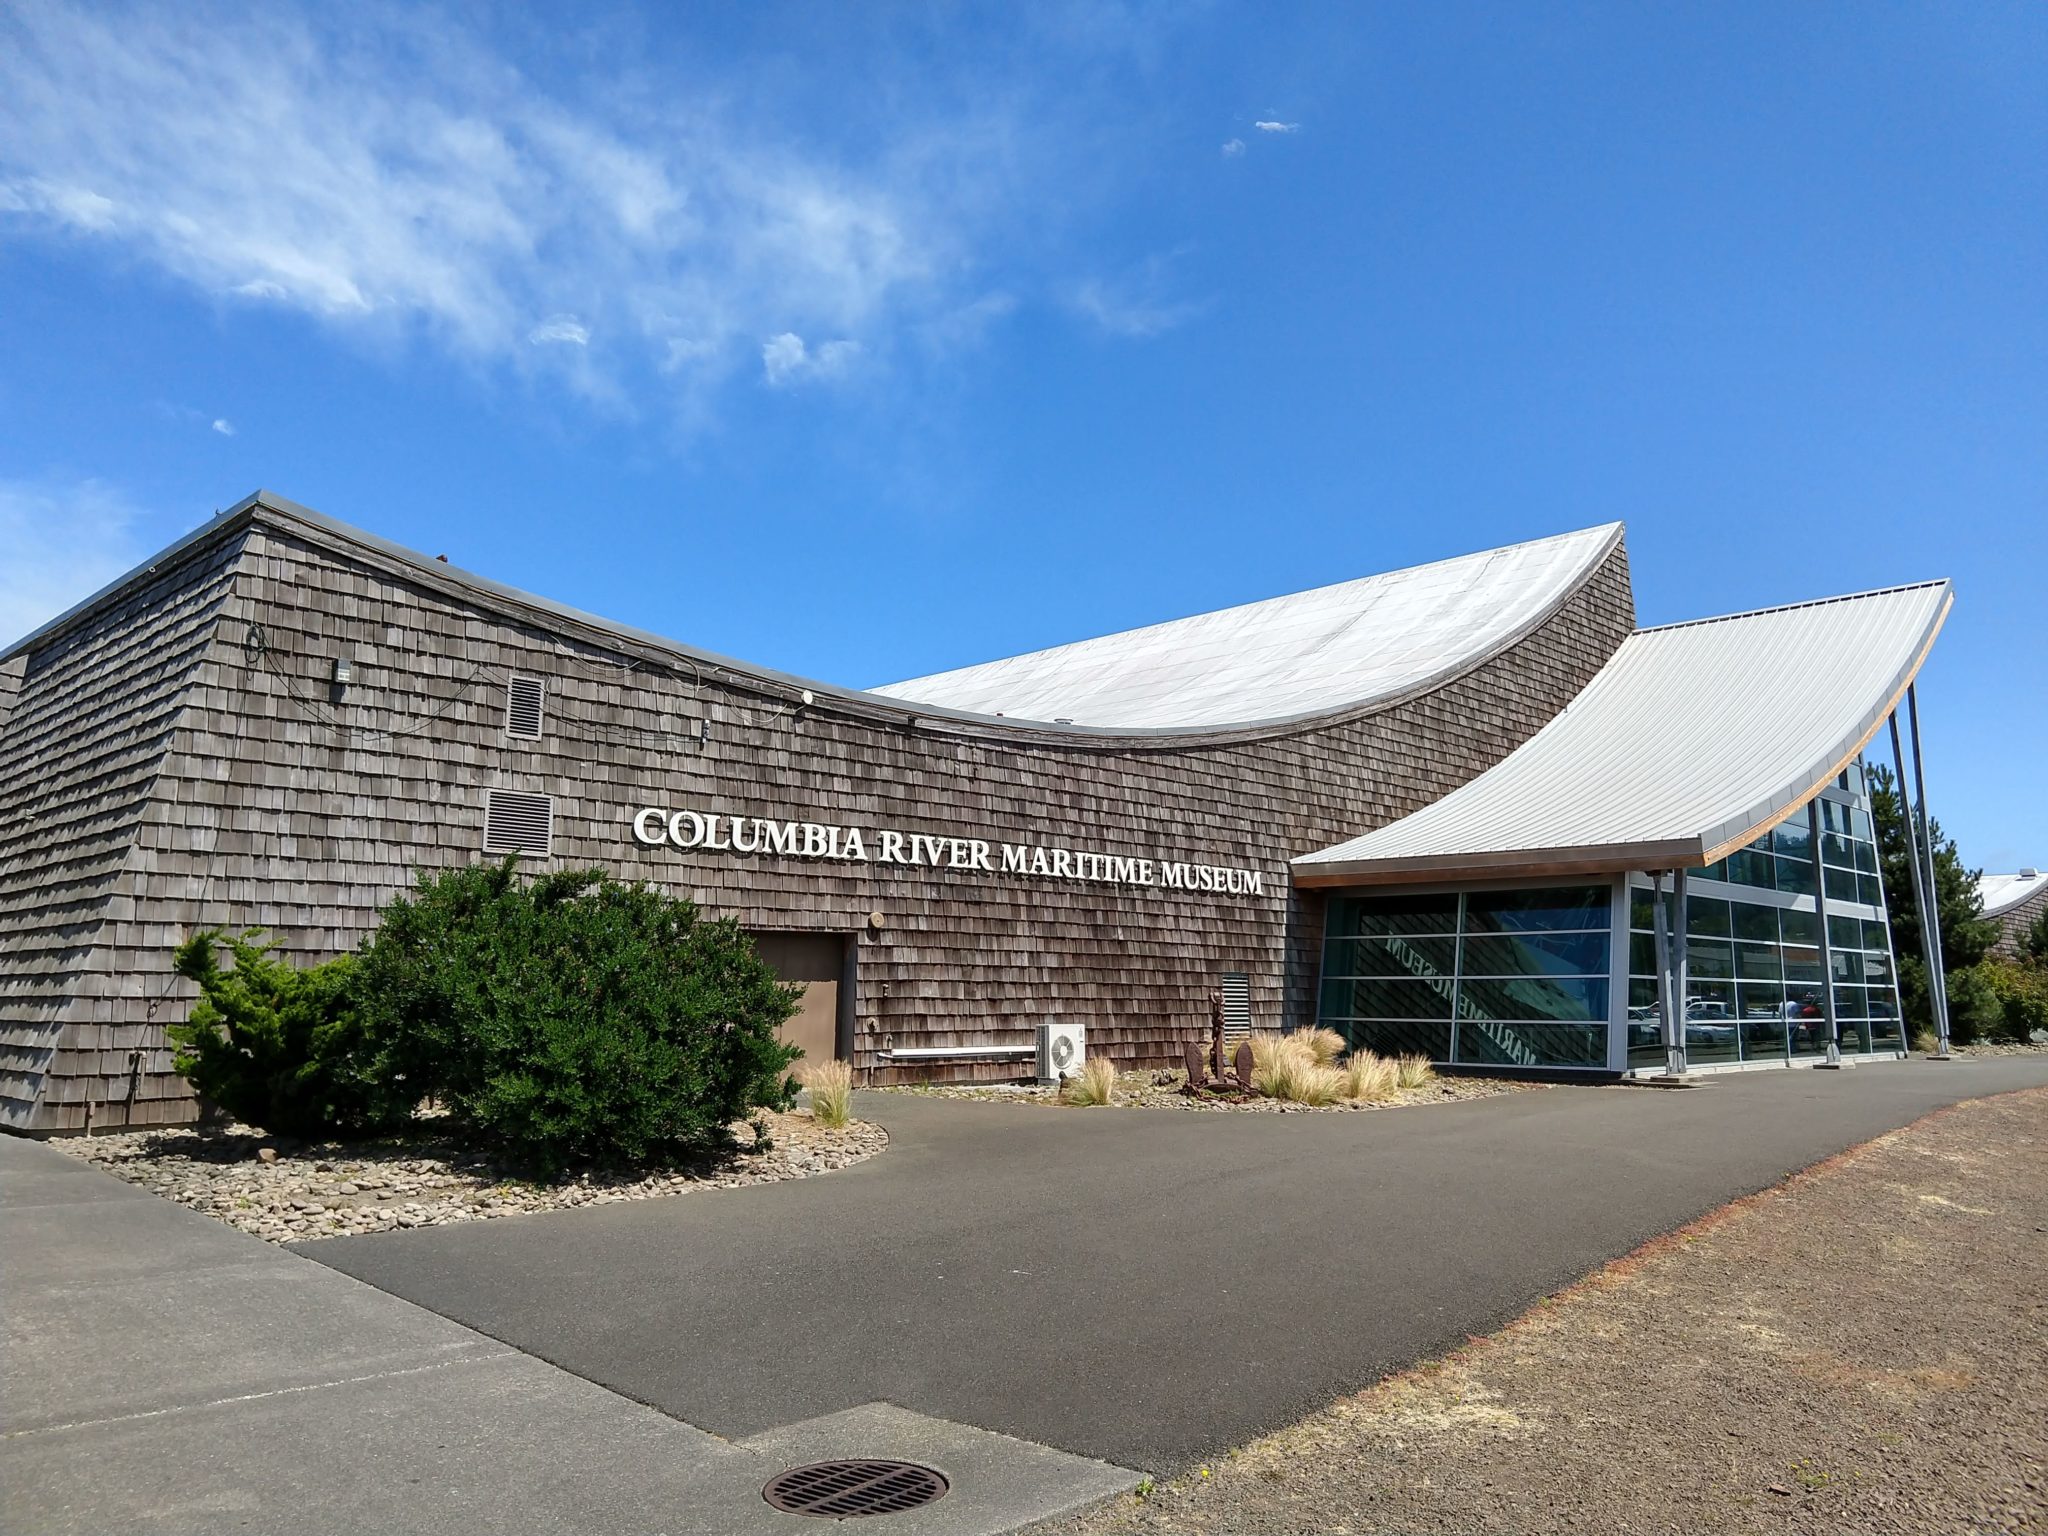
[0, 1136, 1134, 1536]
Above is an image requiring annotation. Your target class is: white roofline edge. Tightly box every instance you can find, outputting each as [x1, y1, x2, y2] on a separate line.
[4, 492, 1631, 748]
[1293, 581, 1953, 887]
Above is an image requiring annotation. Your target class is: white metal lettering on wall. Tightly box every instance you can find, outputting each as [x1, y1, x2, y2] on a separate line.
[629, 806, 1269, 899]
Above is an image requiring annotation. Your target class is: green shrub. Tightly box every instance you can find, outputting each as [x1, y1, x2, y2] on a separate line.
[350, 861, 801, 1172]
[1984, 958, 2048, 1044]
[167, 930, 411, 1138]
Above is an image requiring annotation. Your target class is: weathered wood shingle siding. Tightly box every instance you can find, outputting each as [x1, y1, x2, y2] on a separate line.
[3, 504, 1634, 1130]
[0, 533, 248, 1130]
[1991, 884, 2048, 959]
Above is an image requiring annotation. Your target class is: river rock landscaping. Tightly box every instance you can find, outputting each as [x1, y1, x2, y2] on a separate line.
[53, 1109, 887, 1244]
[877, 1067, 1536, 1112]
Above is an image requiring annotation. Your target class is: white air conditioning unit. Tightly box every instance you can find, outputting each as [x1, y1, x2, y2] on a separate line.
[1036, 1022, 1085, 1084]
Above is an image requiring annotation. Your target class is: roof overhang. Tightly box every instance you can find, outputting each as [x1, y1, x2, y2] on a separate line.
[1293, 578, 1953, 888]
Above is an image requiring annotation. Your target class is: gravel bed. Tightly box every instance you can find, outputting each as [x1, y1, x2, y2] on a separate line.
[52, 1109, 887, 1244]
[876, 1068, 1536, 1113]
[1041, 1086, 2048, 1536]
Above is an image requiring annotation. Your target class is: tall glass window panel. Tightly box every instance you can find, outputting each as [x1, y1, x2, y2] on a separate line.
[1323, 934, 1457, 980]
[1464, 886, 1610, 933]
[1625, 976, 1664, 1070]
[1329, 1017, 1453, 1061]
[1320, 978, 1453, 1021]
[1865, 987, 1902, 1050]
[1328, 893, 1458, 938]
[1775, 855, 1818, 896]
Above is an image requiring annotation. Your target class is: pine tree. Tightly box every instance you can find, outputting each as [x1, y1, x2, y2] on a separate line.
[2025, 905, 2048, 966]
[1865, 763, 2001, 1042]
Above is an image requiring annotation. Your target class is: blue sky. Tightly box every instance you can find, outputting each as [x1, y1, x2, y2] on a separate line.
[2, 2, 2042, 869]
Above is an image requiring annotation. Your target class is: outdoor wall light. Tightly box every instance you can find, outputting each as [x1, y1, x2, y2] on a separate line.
[331, 656, 353, 687]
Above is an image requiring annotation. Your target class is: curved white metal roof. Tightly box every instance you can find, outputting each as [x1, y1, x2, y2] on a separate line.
[1978, 869, 2046, 918]
[873, 524, 1623, 730]
[1295, 579, 1954, 885]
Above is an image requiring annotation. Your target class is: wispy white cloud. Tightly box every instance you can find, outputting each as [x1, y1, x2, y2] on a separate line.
[527, 315, 590, 347]
[1253, 120, 1298, 134]
[0, 477, 154, 645]
[210, 418, 234, 436]
[762, 332, 861, 387]
[1220, 138, 1245, 158]
[0, 5, 996, 411]
[1072, 250, 1209, 340]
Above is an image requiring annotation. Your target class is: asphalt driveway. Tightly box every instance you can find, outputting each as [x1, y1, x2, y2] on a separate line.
[311, 1058, 2048, 1473]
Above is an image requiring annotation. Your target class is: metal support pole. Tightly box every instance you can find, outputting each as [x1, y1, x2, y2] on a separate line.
[1889, 709, 1948, 1059]
[1906, 685, 1952, 1054]
[1673, 866, 1689, 1064]
[1653, 871, 1686, 1078]
[1809, 798, 1844, 1068]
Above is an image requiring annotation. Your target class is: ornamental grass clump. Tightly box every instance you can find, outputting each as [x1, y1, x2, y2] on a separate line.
[1254, 1036, 1345, 1106]
[1245, 1030, 1287, 1075]
[1395, 1053, 1436, 1091]
[1294, 1026, 1347, 1066]
[1343, 1050, 1399, 1102]
[801, 1059, 854, 1129]
[1061, 1054, 1120, 1106]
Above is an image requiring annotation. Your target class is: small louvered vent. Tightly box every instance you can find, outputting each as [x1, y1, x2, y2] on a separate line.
[505, 675, 545, 739]
[483, 789, 553, 856]
[1220, 971, 1252, 1038]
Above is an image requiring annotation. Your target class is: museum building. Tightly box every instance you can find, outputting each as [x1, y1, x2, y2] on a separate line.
[0, 492, 1953, 1132]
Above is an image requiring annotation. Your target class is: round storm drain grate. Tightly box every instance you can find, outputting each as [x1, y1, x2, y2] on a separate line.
[763, 1459, 950, 1519]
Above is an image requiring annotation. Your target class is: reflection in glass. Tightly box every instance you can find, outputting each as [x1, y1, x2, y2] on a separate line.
[1329, 1017, 1452, 1060]
[1323, 934, 1457, 979]
[1686, 938, 1735, 979]
[1734, 902, 1781, 944]
[1460, 975, 1608, 1023]
[1686, 898, 1732, 938]
[1464, 886, 1609, 933]
[1456, 1017, 1604, 1068]
[1328, 893, 1458, 938]
[1320, 977, 1453, 1021]
[1461, 931, 1610, 978]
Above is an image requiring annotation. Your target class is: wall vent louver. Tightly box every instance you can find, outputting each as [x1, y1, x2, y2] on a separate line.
[1220, 971, 1252, 1039]
[483, 788, 553, 857]
[505, 675, 545, 739]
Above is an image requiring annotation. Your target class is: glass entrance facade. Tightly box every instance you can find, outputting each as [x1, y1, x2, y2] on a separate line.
[1314, 764, 1906, 1073]
[1319, 884, 1613, 1068]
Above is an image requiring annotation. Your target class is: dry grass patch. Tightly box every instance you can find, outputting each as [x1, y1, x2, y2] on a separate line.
[1396, 1053, 1436, 1090]
[1253, 1036, 1346, 1105]
[1344, 1051, 1399, 1102]
[800, 1059, 853, 1128]
[1294, 1026, 1348, 1066]
[1061, 1054, 1120, 1106]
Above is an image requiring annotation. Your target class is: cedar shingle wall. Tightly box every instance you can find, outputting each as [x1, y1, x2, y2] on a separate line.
[1991, 884, 2048, 959]
[10, 511, 1634, 1129]
[0, 535, 247, 1130]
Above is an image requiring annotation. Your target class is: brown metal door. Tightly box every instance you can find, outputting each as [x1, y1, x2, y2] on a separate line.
[750, 932, 843, 1067]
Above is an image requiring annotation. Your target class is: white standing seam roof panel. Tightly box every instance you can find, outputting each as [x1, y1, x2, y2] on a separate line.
[1295, 579, 1953, 883]
[873, 524, 1622, 730]
[1978, 870, 2047, 918]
